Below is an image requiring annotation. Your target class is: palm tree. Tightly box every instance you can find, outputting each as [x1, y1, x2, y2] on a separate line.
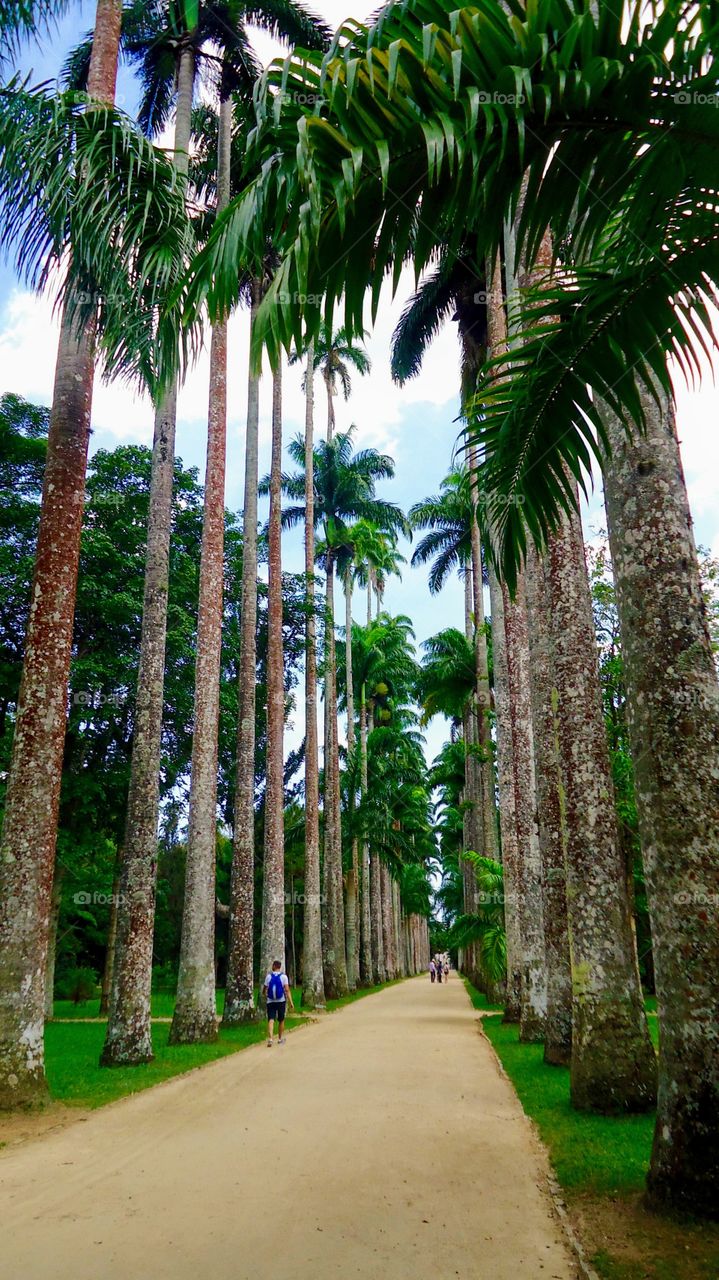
[299, 340, 324, 1009]
[260, 363, 285, 981]
[270, 429, 406, 996]
[0, 0, 124, 1109]
[310, 325, 371, 440]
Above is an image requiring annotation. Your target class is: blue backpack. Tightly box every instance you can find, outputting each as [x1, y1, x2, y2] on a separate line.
[268, 972, 285, 1001]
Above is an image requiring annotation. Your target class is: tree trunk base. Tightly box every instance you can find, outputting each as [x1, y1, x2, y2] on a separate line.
[168, 1008, 218, 1045]
[0, 1063, 50, 1111]
[544, 1040, 572, 1067]
[571, 1000, 657, 1113]
[221, 999, 260, 1027]
[99, 1043, 154, 1068]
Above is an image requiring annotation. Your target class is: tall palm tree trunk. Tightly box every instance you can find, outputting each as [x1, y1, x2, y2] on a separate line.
[223, 280, 262, 1026]
[462, 569, 480, 984]
[501, 575, 547, 1042]
[370, 849, 385, 984]
[99, 868, 121, 1017]
[381, 864, 393, 979]
[344, 570, 358, 989]
[546, 502, 657, 1111]
[524, 543, 572, 1066]
[487, 564, 521, 1020]
[601, 388, 719, 1213]
[170, 93, 233, 1046]
[0, 0, 122, 1107]
[101, 44, 195, 1067]
[260, 364, 285, 978]
[301, 342, 325, 1010]
[322, 555, 348, 997]
[469, 466, 499, 864]
[359, 696, 372, 984]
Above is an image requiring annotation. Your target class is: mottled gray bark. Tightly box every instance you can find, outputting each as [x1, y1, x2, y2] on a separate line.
[301, 342, 325, 1011]
[524, 543, 573, 1066]
[487, 565, 522, 1022]
[260, 365, 285, 980]
[170, 94, 233, 1046]
[381, 863, 394, 980]
[469, 459, 499, 865]
[321, 556, 348, 997]
[370, 848, 386, 984]
[601, 388, 719, 1213]
[547, 504, 656, 1112]
[501, 576, 547, 1043]
[358, 698, 372, 984]
[223, 281, 262, 1026]
[343, 569, 358, 990]
[0, 0, 122, 1107]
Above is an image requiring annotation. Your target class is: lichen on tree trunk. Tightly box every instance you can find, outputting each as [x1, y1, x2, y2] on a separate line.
[547, 502, 656, 1112]
[223, 281, 262, 1027]
[601, 387, 719, 1213]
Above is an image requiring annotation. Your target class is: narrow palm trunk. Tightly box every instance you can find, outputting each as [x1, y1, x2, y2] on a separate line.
[469, 464, 499, 864]
[301, 342, 325, 1010]
[381, 864, 393, 979]
[322, 556, 348, 996]
[0, 0, 122, 1107]
[547, 504, 656, 1111]
[601, 388, 719, 1213]
[260, 365, 285, 979]
[501, 576, 547, 1042]
[524, 543, 572, 1066]
[462, 570, 480, 984]
[359, 697, 372, 984]
[99, 870, 121, 1017]
[223, 281, 262, 1026]
[487, 565, 521, 1020]
[370, 851, 385, 984]
[101, 45, 195, 1067]
[170, 94, 233, 1046]
[344, 570, 358, 990]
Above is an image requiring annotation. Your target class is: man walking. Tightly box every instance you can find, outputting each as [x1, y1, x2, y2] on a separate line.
[262, 959, 294, 1046]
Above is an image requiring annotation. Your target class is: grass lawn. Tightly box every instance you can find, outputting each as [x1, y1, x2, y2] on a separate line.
[43, 979, 403, 1111]
[465, 979, 719, 1279]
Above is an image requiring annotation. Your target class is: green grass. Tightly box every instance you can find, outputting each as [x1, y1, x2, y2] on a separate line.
[479, 1012, 655, 1196]
[45, 978, 404, 1110]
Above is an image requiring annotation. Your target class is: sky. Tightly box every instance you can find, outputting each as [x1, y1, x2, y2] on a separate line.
[3, 2, 719, 770]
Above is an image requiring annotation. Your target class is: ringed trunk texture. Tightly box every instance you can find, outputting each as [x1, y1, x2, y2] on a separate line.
[524, 543, 573, 1066]
[260, 365, 285, 979]
[301, 342, 325, 1011]
[547, 504, 657, 1112]
[223, 282, 262, 1026]
[470, 457, 499, 864]
[487, 565, 522, 1022]
[501, 576, 547, 1043]
[601, 388, 719, 1214]
[170, 94, 232, 1046]
[0, 0, 122, 1106]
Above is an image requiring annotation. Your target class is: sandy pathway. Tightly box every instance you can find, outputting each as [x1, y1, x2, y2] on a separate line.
[0, 976, 575, 1279]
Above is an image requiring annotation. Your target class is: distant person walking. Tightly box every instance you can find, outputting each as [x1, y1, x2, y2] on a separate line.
[429, 959, 436, 983]
[436, 957, 443, 984]
[262, 960, 294, 1046]
[444, 962, 450, 982]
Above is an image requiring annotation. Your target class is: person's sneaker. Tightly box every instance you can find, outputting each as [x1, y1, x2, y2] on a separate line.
[278, 1037, 286, 1045]
[267, 1038, 274, 1047]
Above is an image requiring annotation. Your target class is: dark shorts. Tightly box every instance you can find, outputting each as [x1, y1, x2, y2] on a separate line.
[267, 999, 286, 1022]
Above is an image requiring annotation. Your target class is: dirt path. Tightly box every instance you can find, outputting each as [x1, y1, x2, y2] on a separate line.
[0, 976, 576, 1279]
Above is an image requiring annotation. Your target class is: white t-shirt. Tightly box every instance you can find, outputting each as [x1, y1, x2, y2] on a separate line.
[265, 972, 289, 998]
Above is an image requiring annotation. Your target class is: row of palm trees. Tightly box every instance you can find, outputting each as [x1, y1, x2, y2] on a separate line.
[1, 0, 718, 1222]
